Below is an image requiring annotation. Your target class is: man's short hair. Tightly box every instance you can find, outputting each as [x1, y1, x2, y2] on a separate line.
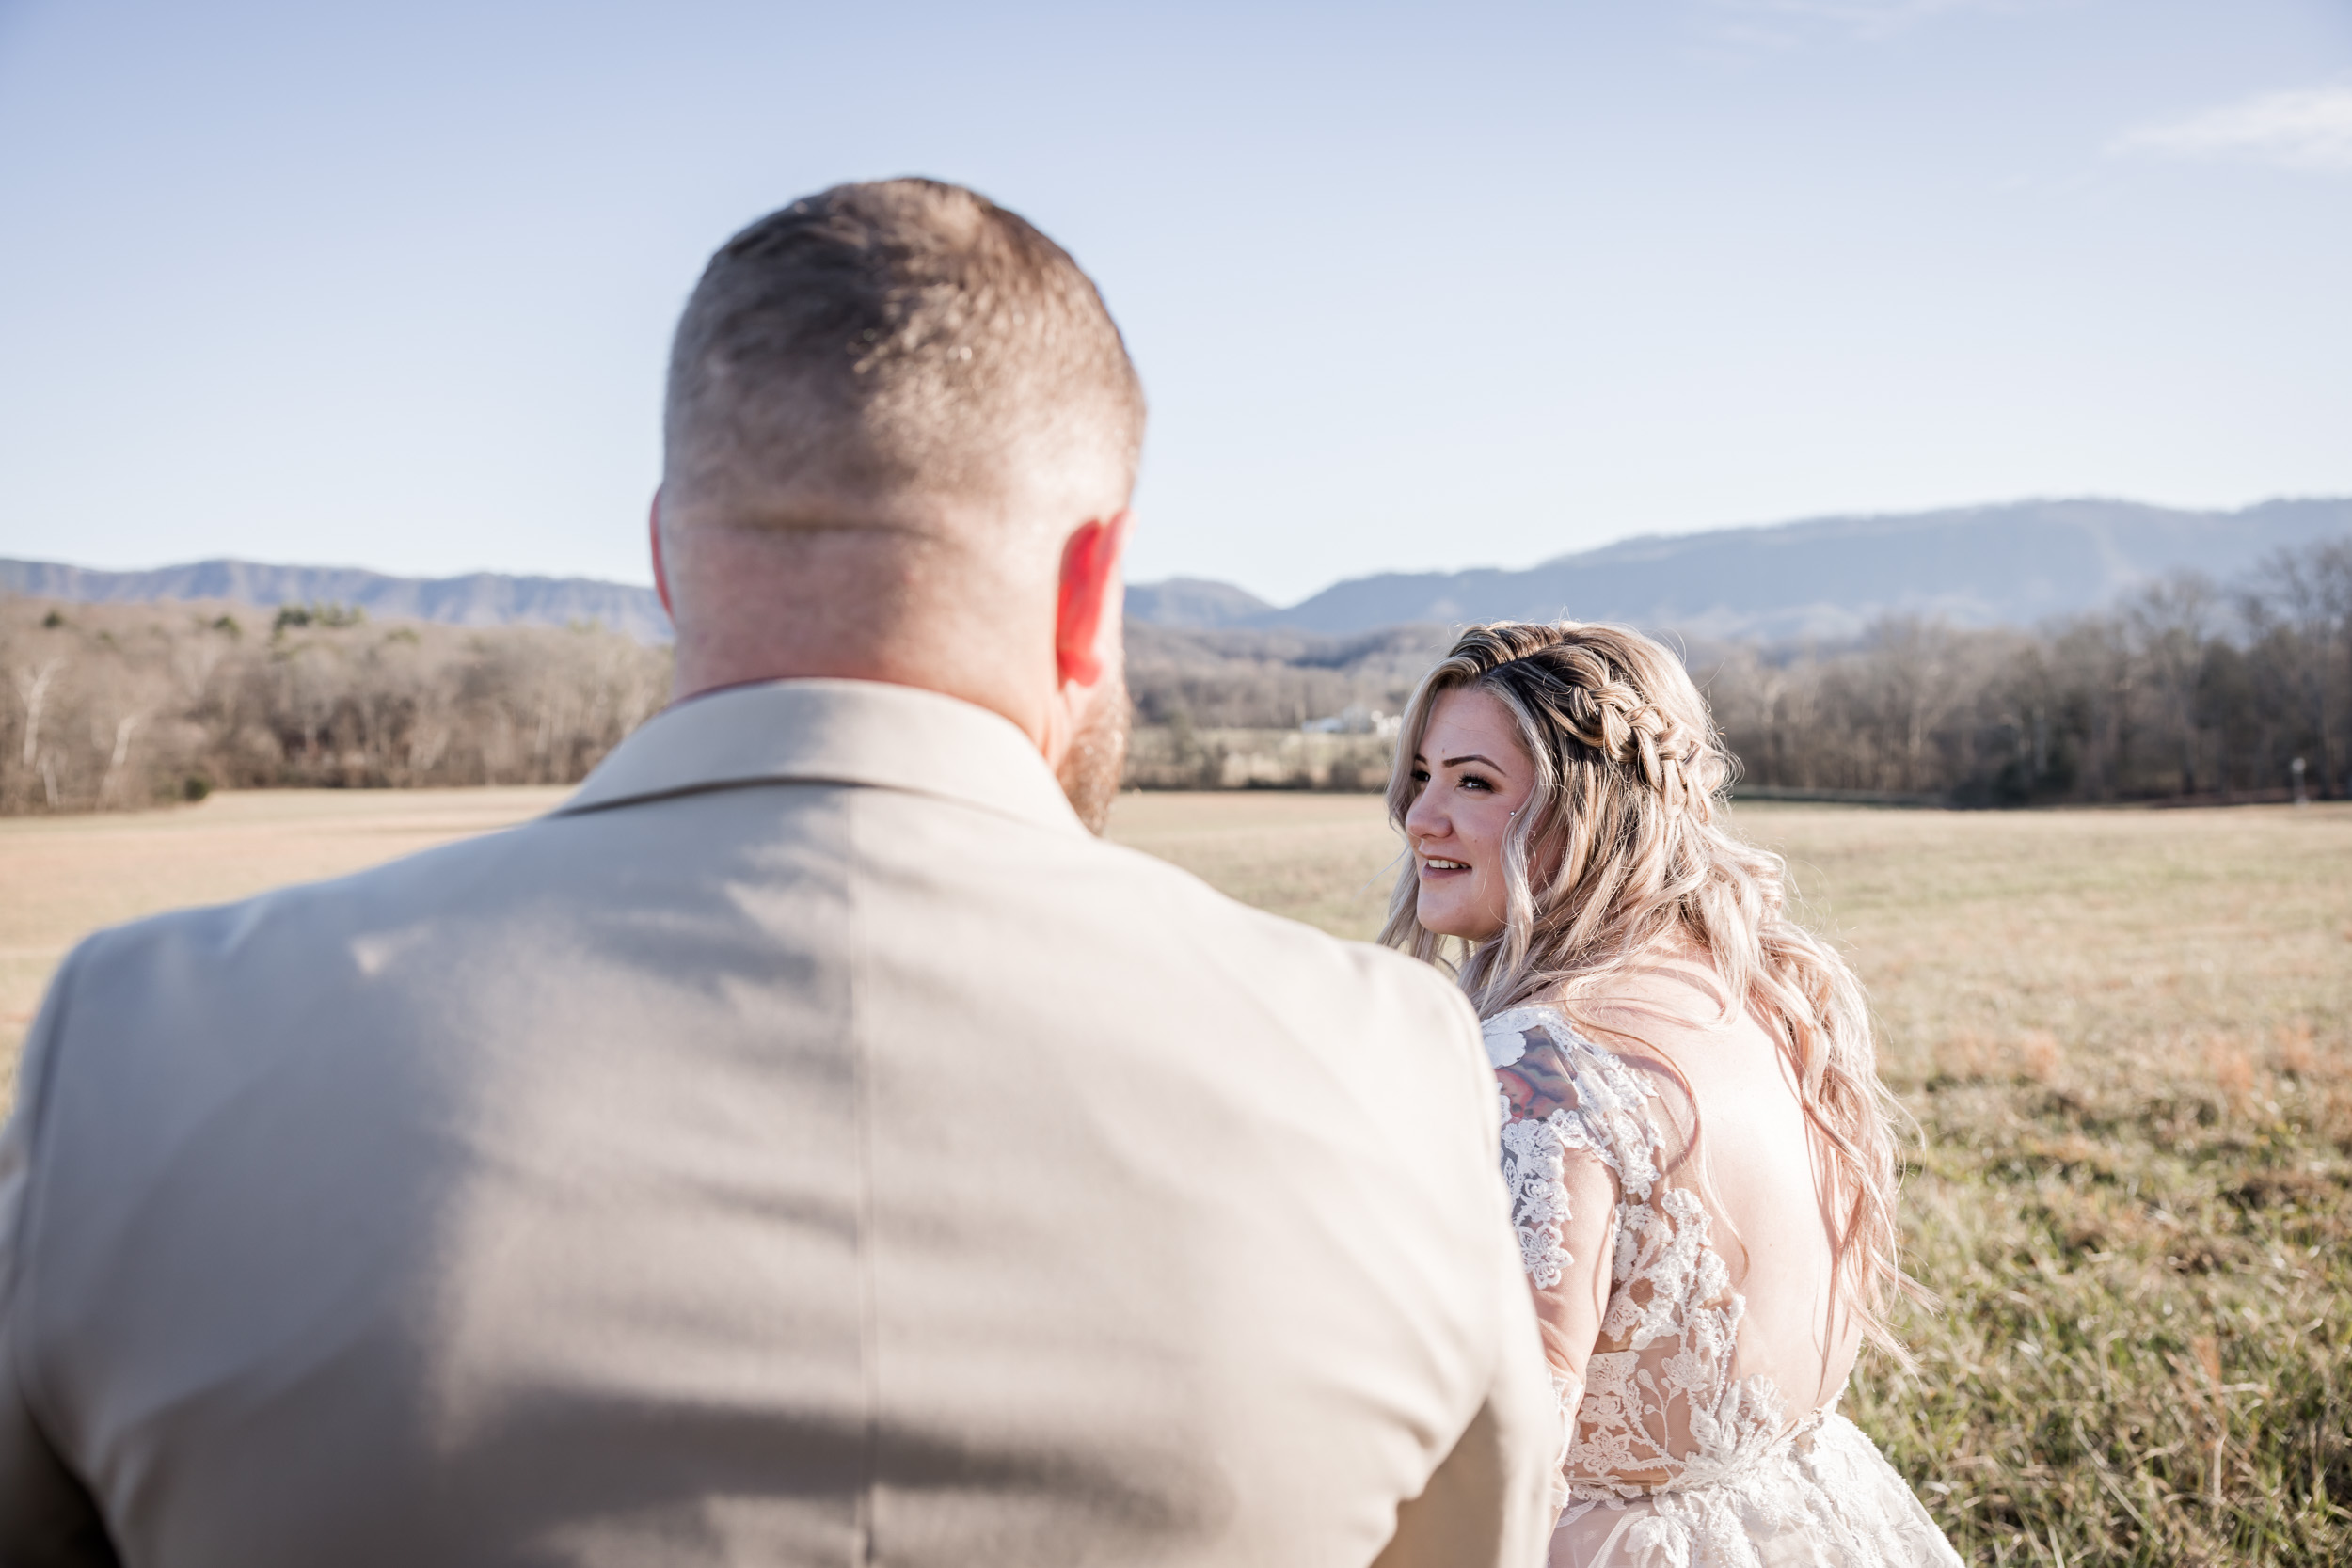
[665, 178, 1144, 523]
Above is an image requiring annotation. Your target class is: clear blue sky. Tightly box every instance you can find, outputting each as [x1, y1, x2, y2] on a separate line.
[2, 0, 2346, 605]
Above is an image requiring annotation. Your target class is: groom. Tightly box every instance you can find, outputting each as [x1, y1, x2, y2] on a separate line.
[0, 180, 1556, 1565]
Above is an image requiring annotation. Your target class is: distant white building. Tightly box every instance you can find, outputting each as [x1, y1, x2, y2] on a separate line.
[1302, 705, 1401, 740]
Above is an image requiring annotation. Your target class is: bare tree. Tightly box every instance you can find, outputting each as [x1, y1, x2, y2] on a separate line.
[2126, 572, 2217, 796]
[14, 657, 63, 770]
[2243, 545, 2348, 797]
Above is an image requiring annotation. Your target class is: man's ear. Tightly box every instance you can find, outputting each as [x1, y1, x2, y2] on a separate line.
[1055, 510, 1133, 689]
[649, 491, 674, 619]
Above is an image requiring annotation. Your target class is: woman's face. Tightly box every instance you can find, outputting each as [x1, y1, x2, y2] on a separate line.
[1402, 686, 1538, 943]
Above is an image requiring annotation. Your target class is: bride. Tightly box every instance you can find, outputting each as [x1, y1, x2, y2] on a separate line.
[1381, 622, 1962, 1568]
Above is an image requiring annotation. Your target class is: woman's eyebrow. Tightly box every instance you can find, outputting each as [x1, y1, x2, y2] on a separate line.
[1443, 752, 1504, 770]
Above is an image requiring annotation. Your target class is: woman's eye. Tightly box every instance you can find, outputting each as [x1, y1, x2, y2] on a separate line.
[1409, 768, 1430, 784]
[1460, 775, 1493, 792]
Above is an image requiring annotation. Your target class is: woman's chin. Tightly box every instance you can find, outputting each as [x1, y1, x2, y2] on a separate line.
[1416, 902, 1501, 944]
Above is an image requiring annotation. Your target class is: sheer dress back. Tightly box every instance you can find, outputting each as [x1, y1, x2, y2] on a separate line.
[1486, 1005, 1963, 1568]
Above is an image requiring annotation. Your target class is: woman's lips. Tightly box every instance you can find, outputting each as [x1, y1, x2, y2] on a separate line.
[1420, 858, 1471, 874]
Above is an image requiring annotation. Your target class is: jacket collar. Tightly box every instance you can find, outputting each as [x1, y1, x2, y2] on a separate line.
[558, 678, 1087, 835]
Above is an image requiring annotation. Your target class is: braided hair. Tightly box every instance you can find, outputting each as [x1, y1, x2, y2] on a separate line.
[1379, 621, 1924, 1356]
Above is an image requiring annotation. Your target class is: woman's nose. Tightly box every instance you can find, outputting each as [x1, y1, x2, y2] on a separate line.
[1404, 792, 1444, 844]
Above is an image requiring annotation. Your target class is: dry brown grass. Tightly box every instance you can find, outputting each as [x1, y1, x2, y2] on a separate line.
[3, 788, 2347, 1563]
[1105, 790, 1406, 934]
[1753, 805, 2352, 1567]
[1124, 795, 2352, 1565]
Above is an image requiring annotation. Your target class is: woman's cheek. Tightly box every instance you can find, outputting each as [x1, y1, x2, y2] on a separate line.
[1480, 864, 1512, 927]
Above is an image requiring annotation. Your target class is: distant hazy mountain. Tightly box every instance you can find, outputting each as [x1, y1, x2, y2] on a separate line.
[1122, 577, 1276, 628]
[1128, 498, 2352, 641]
[0, 557, 672, 642]
[14, 496, 2346, 650]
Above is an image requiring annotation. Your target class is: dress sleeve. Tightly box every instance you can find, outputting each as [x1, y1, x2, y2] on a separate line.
[1483, 1008, 1639, 1470]
[1484, 1008, 1645, 1288]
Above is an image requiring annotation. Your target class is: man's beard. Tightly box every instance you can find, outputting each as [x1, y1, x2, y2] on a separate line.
[1056, 668, 1131, 835]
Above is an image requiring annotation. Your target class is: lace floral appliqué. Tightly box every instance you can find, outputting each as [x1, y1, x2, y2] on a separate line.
[1484, 1006, 1788, 1500]
[1484, 1005, 1963, 1567]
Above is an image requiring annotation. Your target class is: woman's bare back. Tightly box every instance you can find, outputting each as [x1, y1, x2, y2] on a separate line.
[1578, 958, 1861, 1413]
[1488, 960, 1955, 1565]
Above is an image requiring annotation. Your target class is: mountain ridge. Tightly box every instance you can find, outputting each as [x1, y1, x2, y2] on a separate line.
[9, 496, 2346, 645]
[1242, 497, 2352, 640]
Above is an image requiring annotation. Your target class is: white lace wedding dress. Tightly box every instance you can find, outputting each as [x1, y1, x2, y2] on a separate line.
[1486, 1005, 1963, 1568]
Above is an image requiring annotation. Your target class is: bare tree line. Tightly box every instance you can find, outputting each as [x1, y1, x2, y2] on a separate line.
[0, 600, 671, 813]
[1699, 539, 2352, 804]
[1124, 538, 2352, 804]
[4, 535, 2344, 813]
[1125, 624, 1445, 731]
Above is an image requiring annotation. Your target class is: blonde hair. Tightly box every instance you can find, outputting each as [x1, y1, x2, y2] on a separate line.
[1379, 621, 1925, 1354]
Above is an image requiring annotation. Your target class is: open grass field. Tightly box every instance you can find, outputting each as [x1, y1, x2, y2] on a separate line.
[4, 788, 2348, 1565]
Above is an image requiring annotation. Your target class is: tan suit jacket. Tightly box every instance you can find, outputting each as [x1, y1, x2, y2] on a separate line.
[0, 679, 1556, 1567]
